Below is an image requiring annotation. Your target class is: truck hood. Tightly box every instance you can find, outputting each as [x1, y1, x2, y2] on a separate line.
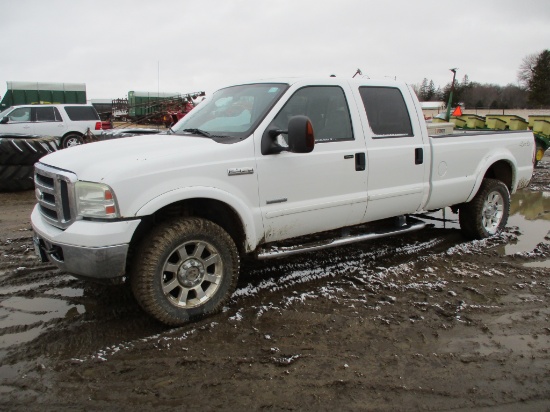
[40, 134, 225, 182]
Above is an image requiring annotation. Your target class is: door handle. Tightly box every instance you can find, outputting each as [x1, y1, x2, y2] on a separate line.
[415, 148, 423, 165]
[355, 152, 366, 171]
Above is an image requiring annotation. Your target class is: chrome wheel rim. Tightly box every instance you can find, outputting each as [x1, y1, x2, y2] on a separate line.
[161, 240, 222, 308]
[536, 147, 544, 162]
[482, 190, 504, 234]
[66, 137, 81, 147]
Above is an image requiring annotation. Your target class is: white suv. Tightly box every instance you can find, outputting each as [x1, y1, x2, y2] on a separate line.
[0, 104, 102, 148]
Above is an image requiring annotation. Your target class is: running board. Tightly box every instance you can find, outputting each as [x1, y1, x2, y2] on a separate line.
[256, 217, 427, 260]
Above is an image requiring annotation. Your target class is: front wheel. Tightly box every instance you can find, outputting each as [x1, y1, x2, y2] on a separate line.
[459, 178, 510, 240]
[131, 217, 239, 326]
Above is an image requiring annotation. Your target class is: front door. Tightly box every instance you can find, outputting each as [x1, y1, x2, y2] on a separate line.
[1, 107, 33, 134]
[255, 85, 368, 243]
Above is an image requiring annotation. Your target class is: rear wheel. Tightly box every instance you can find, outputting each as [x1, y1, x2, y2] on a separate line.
[62, 134, 83, 148]
[534, 142, 545, 168]
[131, 217, 239, 326]
[459, 178, 510, 239]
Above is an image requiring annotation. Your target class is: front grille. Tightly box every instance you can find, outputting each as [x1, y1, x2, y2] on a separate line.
[34, 163, 78, 229]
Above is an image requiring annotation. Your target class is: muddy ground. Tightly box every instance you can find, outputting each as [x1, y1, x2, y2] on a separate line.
[0, 163, 549, 411]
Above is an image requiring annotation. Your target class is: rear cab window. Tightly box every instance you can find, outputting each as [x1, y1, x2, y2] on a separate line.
[359, 87, 413, 138]
[63, 106, 100, 121]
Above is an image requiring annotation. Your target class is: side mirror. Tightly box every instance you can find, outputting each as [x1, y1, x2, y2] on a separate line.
[287, 115, 314, 153]
[0, 117, 9, 124]
[261, 126, 287, 155]
[261, 115, 315, 155]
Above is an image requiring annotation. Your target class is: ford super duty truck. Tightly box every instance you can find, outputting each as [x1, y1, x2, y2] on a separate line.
[31, 77, 535, 325]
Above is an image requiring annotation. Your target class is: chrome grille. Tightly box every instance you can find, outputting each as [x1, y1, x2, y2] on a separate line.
[34, 163, 78, 229]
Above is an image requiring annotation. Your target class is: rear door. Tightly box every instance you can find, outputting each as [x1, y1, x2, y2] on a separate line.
[62, 105, 100, 133]
[32, 106, 67, 137]
[255, 83, 368, 243]
[352, 85, 430, 222]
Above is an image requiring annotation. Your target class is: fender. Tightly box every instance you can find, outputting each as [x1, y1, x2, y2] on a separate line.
[135, 185, 262, 252]
[465, 148, 517, 202]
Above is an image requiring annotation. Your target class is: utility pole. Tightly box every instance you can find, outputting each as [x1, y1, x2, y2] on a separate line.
[445, 68, 458, 121]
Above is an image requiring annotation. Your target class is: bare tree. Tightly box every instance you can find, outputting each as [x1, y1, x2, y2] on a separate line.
[517, 52, 538, 88]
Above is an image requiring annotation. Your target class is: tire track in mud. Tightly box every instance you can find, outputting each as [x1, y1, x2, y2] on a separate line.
[0, 227, 462, 366]
[20, 224, 549, 411]
[0, 235, 165, 366]
[0, 235, 73, 361]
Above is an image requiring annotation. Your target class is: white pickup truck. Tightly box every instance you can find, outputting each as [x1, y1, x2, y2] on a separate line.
[31, 77, 535, 325]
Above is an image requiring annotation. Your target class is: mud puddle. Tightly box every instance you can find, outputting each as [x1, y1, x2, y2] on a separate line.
[421, 188, 550, 258]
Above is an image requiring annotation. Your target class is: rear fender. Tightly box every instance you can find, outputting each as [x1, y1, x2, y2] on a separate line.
[466, 151, 516, 202]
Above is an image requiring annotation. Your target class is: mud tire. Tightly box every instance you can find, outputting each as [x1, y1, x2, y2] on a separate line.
[130, 217, 239, 326]
[0, 165, 35, 191]
[534, 142, 544, 168]
[0, 136, 59, 165]
[459, 178, 510, 240]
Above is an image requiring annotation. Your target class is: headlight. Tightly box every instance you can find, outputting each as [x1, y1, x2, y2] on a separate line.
[75, 181, 120, 218]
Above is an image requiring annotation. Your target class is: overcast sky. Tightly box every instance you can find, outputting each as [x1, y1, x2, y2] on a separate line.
[1, 0, 549, 100]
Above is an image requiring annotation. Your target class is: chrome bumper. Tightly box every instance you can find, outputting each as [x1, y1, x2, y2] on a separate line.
[31, 204, 140, 280]
[33, 233, 129, 279]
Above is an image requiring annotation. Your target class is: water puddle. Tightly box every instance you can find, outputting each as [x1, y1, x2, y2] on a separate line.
[440, 308, 550, 356]
[443, 333, 550, 356]
[0, 280, 52, 295]
[418, 207, 460, 230]
[523, 260, 550, 268]
[421, 190, 550, 259]
[44, 287, 84, 298]
[506, 190, 550, 255]
[0, 297, 84, 349]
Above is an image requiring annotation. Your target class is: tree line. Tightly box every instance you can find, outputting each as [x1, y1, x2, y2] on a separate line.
[413, 49, 550, 109]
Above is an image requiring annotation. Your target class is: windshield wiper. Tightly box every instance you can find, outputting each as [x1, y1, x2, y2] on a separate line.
[181, 128, 211, 138]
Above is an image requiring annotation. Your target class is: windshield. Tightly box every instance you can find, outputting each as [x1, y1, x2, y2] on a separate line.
[171, 83, 288, 139]
[0, 107, 13, 118]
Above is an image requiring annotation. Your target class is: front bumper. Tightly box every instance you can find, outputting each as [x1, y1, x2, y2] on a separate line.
[31, 205, 141, 279]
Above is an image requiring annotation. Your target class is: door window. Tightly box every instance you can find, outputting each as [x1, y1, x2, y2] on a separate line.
[8, 107, 31, 122]
[270, 86, 353, 143]
[359, 87, 413, 138]
[35, 107, 59, 122]
[63, 106, 100, 121]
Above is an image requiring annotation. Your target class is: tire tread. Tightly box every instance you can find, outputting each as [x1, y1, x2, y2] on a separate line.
[130, 217, 239, 326]
[459, 178, 510, 240]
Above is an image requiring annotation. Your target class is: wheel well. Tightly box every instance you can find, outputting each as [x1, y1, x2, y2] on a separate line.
[131, 198, 247, 256]
[62, 131, 83, 137]
[483, 160, 513, 191]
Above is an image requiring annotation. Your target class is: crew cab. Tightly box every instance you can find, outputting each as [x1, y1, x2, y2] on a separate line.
[31, 77, 535, 326]
[0, 104, 102, 148]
